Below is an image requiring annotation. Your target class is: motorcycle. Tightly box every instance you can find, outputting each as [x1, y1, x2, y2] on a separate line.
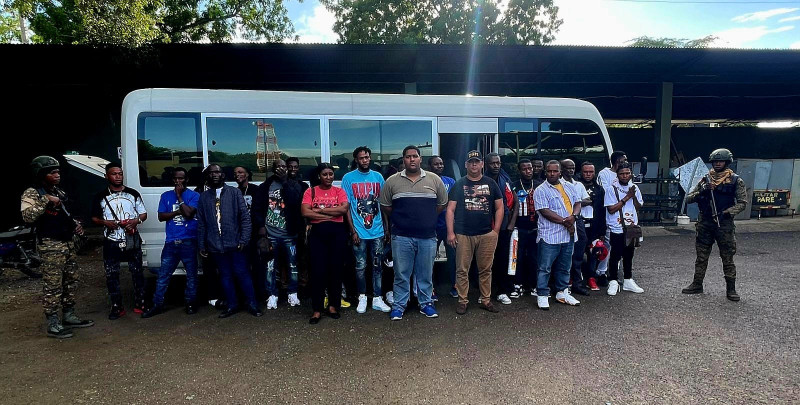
[0, 226, 43, 278]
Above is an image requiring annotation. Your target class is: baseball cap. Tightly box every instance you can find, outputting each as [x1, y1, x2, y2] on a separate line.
[466, 150, 482, 162]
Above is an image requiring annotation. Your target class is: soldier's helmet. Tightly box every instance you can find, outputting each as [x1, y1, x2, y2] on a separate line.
[31, 155, 60, 178]
[709, 148, 733, 163]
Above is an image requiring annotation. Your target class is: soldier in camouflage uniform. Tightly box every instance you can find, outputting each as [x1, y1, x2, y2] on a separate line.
[682, 148, 747, 301]
[21, 156, 94, 339]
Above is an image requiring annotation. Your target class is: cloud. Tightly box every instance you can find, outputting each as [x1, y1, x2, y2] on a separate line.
[712, 25, 795, 47]
[731, 8, 798, 23]
[779, 15, 800, 23]
[791, 41, 800, 49]
[552, 0, 640, 46]
[293, 4, 337, 43]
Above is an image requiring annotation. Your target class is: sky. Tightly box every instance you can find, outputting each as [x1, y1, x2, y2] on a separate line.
[285, 0, 800, 49]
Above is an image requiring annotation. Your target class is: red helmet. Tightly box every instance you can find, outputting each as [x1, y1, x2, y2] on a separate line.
[590, 239, 609, 261]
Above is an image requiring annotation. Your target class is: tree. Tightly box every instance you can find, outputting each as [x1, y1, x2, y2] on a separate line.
[320, 0, 562, 45]
[1, 9, 22, 42]
[627, 35, 718, 48]
[6, 0, 297, 46]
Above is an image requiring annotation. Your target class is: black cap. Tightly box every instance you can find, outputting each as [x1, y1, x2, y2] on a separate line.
[466, 150, 482, 162]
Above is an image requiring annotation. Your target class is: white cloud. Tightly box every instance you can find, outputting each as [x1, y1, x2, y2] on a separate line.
[731, 8, 798, 23]
[552, 0, 641, 46]
[712, 25, 794, 47]
[790, 41, 800, 49]
[293, 5, 337, 43]
[779, 15, 800, 23]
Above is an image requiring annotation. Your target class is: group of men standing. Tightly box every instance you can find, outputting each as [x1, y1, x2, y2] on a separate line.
[21, 146, 747, 338]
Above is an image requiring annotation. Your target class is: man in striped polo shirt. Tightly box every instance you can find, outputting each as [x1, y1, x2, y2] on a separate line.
[533, 160, 582, 310]
[379, 145, 449, 321]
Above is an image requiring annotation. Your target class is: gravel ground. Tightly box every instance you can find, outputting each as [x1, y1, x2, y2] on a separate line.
[0, 230, 797, 404]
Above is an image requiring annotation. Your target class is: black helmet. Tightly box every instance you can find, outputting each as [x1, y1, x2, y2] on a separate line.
[708, 148, 733, 163]
[31, 155, 60, 178]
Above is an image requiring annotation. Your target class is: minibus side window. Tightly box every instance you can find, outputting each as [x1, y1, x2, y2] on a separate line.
[137, 113, 203, 187]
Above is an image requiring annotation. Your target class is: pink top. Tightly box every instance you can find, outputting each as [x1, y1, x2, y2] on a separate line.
[302, 186, 348, 223]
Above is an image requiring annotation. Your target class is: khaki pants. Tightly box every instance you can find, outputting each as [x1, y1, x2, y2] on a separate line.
[455, 232, 498, 305]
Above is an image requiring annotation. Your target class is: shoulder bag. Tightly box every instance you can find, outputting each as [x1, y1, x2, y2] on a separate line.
[613, 186, 642, 247]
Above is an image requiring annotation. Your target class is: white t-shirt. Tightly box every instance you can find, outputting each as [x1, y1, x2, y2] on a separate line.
[604, 179, 644, 234]
[598, 167, 616, 188]
[565, 178, 591, 219]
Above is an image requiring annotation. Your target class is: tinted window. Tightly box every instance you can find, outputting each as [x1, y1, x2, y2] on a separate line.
[539, 120, 608, 169]
[206, 117, 321, 183]
[329, 120, 433, 180]
[498, 118, 539, 181]
[137, 113, 203, 187]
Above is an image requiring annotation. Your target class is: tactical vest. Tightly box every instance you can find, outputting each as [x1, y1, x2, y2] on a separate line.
[34, 188, 75, 241]
[698, 175, 739, 219]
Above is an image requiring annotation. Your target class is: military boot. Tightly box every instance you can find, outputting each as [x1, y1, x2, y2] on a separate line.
[681, 281, 704, 294]
[63, 307, 95, 328]
[46, 314, 73, 339]
[725, 278, 740, 301]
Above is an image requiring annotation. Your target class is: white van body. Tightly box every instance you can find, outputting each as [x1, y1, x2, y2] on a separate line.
[117, 88, 613, 269]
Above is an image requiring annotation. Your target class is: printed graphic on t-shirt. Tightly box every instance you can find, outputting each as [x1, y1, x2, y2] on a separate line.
[171, 203, 185, 226]
[463, 184, 492, 212]
[267, 188, 287, 230]
[351, 182, 381, 229]
[243, 195, 253, 210]
[100, 191, 144, 241]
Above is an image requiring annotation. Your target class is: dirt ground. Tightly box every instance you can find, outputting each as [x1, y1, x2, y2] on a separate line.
[0, 231, 798, 404]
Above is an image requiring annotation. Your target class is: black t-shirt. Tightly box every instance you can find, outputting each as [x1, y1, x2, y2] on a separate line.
[449, 175, 503, 236]
[512, 178, 543, 230]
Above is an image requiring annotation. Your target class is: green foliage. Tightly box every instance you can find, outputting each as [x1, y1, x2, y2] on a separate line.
[627, 35, 718, 48]
[320, 0, 562, 45]
[10, 0, 297, 46]
[0, 9, 22, 42]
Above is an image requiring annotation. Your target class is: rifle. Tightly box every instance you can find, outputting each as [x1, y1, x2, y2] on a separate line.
[704, 175, 721, 227]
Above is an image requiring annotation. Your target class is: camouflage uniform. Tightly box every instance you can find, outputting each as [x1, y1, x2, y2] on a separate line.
[685, 176, 747, 282]
[20, 188, 79, 316]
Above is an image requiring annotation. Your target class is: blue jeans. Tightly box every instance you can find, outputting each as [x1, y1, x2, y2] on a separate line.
[212, 250, 256, 310]
[153, 239, 198, 306]
[537, 240, 573, 297]
[265, 236, 298, 296]
[391, 235, 436, 312]
[353, 237, 384, 296]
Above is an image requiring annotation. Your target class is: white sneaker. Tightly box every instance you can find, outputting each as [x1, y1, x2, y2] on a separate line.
[530, 288, 538, 297]
[385, 291, 394, 305]
[556, 289, 580, 306]
[372, 296, 391, 312]
[607, 280, 619, 296]
[497, 294, 512, 305]
[267, 295, 278, 309]
[537, 296, 549, 310]
[356, 294, 368, 313]
[288, 293, 300, 307]
[623, 278, 644, 293]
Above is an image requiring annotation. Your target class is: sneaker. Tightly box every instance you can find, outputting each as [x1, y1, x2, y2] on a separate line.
[432, 292, 439, 302]
[141, 305, 164, 319]
[372, 296, 391, 312]
[510, 285, 522, 299]
[509, 291, 520, 299]
[267, 295, 278, 310]
[607, 280, 619, 296]
[389, 309, 403, 320]
[622, 278, 644, 294]
[556, 289, 580, 306]
[530, 288, 538, 297]
[588, 277, 600, 291]
[537, 296, 550, 310]
[357, 294, 368, 314]
[385, 291, 394, 305]
[384, 258, 394, 268]
[340, 299, 351, 308]
[449, 287, 458, 298]
[108, 305, 126, 320]
[288, 293, 300, 307]
[419, 304, 439, 318]
[323, 296, 328, 308]
[497, 294, 512, 305]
